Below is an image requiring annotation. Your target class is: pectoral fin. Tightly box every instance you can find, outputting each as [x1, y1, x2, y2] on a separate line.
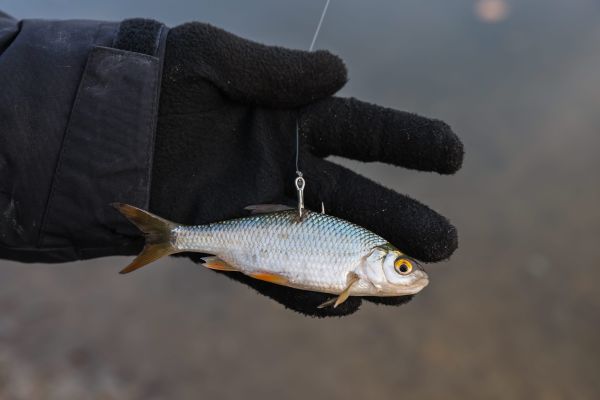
[317, 297, 337, 308]
[318, 272, 360, 309]
[201, 256, 238, 271]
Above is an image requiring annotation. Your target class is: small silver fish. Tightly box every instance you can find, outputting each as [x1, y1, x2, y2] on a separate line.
[113, 203, 429, 308]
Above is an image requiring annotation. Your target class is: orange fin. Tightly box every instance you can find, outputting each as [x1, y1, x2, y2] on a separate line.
[249, 272, 289, 285]
[111, 203, 178, 274]
[201, 256, 238, 271]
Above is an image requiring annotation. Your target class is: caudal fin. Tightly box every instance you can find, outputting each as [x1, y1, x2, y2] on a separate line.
[111, 203, 179, 274]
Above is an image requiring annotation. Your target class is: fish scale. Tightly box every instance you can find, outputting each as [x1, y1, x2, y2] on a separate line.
[172, 210, 387, 293]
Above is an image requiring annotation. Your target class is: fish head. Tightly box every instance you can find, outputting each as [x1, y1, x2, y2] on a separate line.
[364, 245, 429, 295]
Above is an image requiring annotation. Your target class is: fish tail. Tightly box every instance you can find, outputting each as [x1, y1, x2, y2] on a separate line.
[111, 203, 179, 274]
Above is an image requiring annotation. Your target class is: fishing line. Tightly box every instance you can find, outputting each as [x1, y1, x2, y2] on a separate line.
[295, 0, 331, 217]
[309, 0, 331, 52]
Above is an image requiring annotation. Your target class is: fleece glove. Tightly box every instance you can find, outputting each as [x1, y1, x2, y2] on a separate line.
[151, 22, 464, 317]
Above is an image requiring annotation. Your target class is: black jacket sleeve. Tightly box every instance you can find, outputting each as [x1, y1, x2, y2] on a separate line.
[0, 15, 168, 263]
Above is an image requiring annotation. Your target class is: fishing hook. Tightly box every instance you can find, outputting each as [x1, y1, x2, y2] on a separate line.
[294, 0, 331, 218]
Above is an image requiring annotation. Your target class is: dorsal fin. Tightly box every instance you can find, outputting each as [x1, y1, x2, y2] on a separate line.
[244, 204, 294, 214]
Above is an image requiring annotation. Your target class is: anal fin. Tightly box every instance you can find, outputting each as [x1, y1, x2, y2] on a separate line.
[201, 256, 238, 271]
[318, 272, 360, 309]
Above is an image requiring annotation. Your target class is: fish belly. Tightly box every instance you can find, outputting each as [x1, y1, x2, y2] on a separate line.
[219, 244, 363, 293]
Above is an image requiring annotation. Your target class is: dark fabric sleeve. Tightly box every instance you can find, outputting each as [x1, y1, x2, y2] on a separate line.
[0, 18, 168, 263]
[0, 11, 14, 20]
[0, 13, 18, 51]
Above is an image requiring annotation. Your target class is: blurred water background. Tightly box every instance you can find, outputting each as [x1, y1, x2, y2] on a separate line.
[0, 0, 599, 398]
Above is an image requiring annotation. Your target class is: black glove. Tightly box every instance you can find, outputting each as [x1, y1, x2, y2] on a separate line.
[151, 22, 464, 317]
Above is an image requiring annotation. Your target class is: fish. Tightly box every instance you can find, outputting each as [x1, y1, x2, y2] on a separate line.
[112, 203, 429, 308]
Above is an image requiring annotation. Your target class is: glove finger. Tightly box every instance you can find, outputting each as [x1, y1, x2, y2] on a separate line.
[182, 253, 361, 317]
[301, 97, 464, 174]
[300, 157, 458, 262]
[364, 295, 414, 306]
[166, 22, 347, 108]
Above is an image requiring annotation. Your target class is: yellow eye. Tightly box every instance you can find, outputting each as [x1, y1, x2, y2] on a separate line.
[394, 258, 413, 275]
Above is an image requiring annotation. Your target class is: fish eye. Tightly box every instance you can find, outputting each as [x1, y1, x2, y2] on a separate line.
[394, 258, 413, 275]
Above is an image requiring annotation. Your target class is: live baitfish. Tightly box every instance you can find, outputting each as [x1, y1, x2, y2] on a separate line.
[113, 203, 428, 308]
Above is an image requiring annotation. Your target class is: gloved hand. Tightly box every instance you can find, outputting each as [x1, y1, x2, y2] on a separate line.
[151, 22, 464, 317]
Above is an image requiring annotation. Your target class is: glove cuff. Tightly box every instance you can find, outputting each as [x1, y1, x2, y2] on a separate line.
[114, 18, 169, 58]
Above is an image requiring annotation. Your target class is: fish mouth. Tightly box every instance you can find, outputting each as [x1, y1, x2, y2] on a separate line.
[377, 277, 429, 296]
[395, 274, 429, 295]
[404, 276, 429, 294]
[416, 276, 429, 291]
